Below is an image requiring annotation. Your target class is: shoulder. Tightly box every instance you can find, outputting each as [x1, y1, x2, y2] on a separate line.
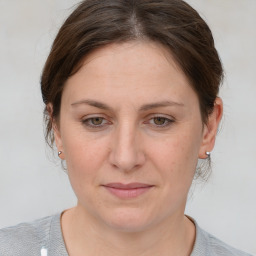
[201, 228, 252, 256]
[189, 216, 253, 256]
[0, 214, 57, 256]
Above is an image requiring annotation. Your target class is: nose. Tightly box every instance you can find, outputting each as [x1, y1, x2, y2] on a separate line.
[109, 122, 145, 172]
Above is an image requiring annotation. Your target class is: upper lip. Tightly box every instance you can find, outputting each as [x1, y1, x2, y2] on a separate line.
[103, 183, 154, 189]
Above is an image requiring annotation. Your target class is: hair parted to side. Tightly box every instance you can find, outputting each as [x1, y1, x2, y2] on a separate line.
[41, 0, 224, 180]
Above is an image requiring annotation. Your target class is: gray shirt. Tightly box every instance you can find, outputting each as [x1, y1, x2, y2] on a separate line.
[0, 213, 253, 256]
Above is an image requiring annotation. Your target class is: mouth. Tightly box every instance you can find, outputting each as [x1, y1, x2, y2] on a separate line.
[102, 183, 154, 199]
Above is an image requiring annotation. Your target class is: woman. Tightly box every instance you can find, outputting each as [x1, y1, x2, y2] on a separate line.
[0, 0, 253, 255]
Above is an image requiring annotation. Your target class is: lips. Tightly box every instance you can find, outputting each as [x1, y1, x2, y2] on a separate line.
[102, 183, 154, 199]
[104, 183, 153, 189]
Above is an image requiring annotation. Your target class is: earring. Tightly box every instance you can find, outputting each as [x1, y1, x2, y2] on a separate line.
[206, 151, 211, 157]
[58, 151, 62, 157]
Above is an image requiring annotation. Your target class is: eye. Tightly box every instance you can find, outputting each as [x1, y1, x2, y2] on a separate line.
[82, 117, 109, 128]
[148, 116, 174, 128]
[153, 117, 166, 125]
[90, 117, 104, 125]
[82, 116, 173, 129]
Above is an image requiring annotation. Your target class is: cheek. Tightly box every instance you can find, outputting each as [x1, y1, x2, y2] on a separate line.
[147, 130, 200, 182]
[62, 130, 109, 185]
[62, 135, 110, 208]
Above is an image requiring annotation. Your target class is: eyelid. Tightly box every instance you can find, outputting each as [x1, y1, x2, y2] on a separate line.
[148, 114, 175, 120]
[146, 115, 175, 128]
[81, 116, 111, 128]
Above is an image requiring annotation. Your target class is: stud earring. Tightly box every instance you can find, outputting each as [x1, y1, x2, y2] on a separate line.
[58, 151, 62, 157]
[206, 151, 211, 157]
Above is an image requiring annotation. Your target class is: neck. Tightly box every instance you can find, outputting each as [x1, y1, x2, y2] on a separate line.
[61, 206, 195, 256]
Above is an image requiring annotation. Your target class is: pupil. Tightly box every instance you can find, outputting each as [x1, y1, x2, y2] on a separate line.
[92, 118, 102, 125]
[154, 117, 165, 125]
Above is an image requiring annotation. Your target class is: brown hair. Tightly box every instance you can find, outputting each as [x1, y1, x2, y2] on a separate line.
[41, 0, 223, 176]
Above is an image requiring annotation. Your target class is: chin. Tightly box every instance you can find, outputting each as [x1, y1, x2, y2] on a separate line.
[102, 208, 156, 233]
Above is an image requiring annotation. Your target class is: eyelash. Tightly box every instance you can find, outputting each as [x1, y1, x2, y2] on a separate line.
[81, 116, 174, 129]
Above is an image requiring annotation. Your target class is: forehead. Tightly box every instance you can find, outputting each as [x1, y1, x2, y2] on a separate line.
[63, 41, 197, 109]
[74, 41, 183, 82]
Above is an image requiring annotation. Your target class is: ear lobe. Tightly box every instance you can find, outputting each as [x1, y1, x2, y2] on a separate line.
[52, 120, 62, 149]
[47, 103, 65, 159]
[199, 97, 223, 159]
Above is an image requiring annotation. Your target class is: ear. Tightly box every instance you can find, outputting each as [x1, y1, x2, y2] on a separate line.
[198, 97, 223, 159]
[47, 103, 65, 160]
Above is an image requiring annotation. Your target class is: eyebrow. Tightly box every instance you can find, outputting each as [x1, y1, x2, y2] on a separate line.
[71, 99, 184, 111]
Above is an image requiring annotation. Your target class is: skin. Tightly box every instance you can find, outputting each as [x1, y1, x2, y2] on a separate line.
[51, 41, 223, 256]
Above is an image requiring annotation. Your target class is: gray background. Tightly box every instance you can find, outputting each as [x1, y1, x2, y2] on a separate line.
[0, 0, 255, 254]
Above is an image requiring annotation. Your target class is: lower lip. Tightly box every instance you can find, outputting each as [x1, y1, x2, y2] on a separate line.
[103, 186, 153, 199]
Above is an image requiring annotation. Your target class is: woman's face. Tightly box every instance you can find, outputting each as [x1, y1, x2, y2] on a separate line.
[54, 41, 218, 232]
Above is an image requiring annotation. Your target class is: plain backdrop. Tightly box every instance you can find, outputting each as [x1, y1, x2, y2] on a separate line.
[0, 0, 255, 255]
